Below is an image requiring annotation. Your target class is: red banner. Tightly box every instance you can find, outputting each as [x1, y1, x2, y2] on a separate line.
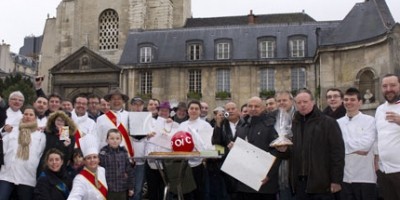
[105, 111, 134, 157]
[74, 130, 82, 149]
[80, 167, 107, 199]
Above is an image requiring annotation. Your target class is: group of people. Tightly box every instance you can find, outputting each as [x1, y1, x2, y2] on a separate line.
[0, 73, 400, 200]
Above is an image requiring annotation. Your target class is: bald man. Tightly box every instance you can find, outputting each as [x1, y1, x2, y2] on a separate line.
[235, 96, 284, 199]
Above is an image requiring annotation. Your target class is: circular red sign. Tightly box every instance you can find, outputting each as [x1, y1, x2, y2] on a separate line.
[171, 131, 194, 152]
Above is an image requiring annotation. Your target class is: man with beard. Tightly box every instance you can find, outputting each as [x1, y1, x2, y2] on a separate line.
[87, 94, 103, 121]
[375, 74, 400, 199]
[34, 96, 49, 130]
[275, 91, 296, 200]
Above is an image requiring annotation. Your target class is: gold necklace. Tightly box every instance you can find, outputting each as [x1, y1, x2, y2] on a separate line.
[162, 121, 173, 134]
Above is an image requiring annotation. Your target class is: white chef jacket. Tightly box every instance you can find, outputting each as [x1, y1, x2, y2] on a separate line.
[375, 102, 400, 173]
[0, 130, 46, 186]
[96, 110, 129, 150]
[179, 118, 211, 167]
[71, 110, 96, 136]
[0, 108, 22, 136]
[67, 166, 108, 200]
[337, 112, 377, 183]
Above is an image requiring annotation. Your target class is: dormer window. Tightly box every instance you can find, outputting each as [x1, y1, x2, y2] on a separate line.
[215, 39, 232, 60]
[289, 36, 306, 58]
[259, 37, 276, 58]
[140, 47, 152, 63]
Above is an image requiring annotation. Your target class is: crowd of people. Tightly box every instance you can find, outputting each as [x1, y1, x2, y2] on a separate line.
[0, 73, 400, 200]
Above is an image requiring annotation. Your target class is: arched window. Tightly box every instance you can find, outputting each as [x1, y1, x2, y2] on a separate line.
[359, 70, 376, 103]
[99, 9, 119, 50]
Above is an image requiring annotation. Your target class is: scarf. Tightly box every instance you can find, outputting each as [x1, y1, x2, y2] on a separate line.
[17, 121, 38, 160]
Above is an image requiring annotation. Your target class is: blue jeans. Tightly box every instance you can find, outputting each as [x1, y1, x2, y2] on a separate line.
[0, 180, 34, 200]
[132, 164, 146, 200]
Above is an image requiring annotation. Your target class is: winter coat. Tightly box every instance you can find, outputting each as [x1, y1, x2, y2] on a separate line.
[37, 111, 77, 176]
[235, 113, 283, 194]
[34, 168, 72, 200]
[290, 105, 345, 194]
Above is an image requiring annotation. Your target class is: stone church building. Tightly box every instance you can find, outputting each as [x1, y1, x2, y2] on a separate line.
[39, 0, 400, 111]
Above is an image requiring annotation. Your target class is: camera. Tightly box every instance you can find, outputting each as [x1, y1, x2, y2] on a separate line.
[223, 111, 230, 118]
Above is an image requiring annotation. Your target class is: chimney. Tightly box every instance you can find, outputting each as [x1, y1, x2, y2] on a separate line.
[248, 10, 255, 24]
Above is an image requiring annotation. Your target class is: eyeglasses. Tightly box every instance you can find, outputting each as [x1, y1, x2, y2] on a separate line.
[10, 98, 24, 102]
[326, 95, 341, 99]
[75, 102, 88, 106]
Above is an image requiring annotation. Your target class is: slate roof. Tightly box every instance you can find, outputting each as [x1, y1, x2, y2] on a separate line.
[184, 13, 316, 28]
[320, 0, 395, 46]
[10, 53, 38, 69]
[119, 0, 395, 65]
[119, 21, 339, 66]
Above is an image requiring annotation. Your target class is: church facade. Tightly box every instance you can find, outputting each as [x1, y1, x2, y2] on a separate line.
[39, 0, 191, 99]
[39, 0, 400, 111]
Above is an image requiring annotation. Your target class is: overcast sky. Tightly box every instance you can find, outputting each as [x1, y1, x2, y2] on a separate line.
[1, 0, 399, 53]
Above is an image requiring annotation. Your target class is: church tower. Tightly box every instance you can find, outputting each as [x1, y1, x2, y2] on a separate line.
[39, 0, 191, 93]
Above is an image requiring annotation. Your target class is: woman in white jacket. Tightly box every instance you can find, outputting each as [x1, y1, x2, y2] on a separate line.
[0, 106, 46, 200]
[67, 133, 107, 200]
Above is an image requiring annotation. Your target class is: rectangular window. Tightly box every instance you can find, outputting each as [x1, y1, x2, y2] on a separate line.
[259, 40, 275, 58]
[140, 47, 152, 63]
[290, 39, 305, 58]
[216, 43, 230, 60]
[140, 71, 152, 94]
[260, 68, 275, 91]
[188, 44, 201, 61]
[189, 70, 202, 93]
[291, 67, 306, 90]
[217, 69, 230, 92]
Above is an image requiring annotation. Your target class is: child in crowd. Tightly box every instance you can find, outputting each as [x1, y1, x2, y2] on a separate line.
[99, 128, 135, 200]
[66, 148, 84, 179]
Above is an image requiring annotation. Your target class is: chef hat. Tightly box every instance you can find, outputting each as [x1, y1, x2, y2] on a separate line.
[79, 134, 99, 158]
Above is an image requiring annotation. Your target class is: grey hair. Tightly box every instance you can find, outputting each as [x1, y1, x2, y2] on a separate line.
[8, 91, 25, 101]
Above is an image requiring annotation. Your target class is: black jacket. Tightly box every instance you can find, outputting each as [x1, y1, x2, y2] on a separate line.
[212, 118, 243, 157]
[0, 106, 5, 167]
[322, 104, 346, 120]
[34, 168, 72, 200]
[290, 106, 344, 194]
[235, 113, 283, 194]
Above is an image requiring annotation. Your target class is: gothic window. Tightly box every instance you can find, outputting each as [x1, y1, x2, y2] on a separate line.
[140, 71, 152, 95]
[189, 70, 202, 93]
[260, 68, 275, 91]
[217, 69, 230, 92]
[140, 47, 153, 63]
[259, 37, 276, 58]
[291, 67, 306, 90]
[289, 36, 306, 58]
[216, 39, 232, 60]
[99, 9, 119, 50]
[187, 42, 202, 61]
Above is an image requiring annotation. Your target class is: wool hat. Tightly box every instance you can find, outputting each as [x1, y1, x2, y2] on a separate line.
[158, 101, 171, 110]
[173, 102, 187, 112]
[104, 88, 129, 102]
[130, 97, 144, 104]
[79, 134, 99, 158]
